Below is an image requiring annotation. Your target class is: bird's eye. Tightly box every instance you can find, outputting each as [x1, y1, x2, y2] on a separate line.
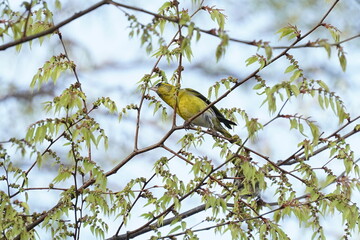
[155, 83, 162, 87]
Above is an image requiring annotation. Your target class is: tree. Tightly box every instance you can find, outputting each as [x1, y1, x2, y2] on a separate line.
[1, 0, 360, 239]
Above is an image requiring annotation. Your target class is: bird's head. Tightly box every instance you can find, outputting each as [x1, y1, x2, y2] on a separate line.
[150, 83, 176, 97]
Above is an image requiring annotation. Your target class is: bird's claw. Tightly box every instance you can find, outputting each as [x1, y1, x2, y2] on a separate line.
[209, 129, 220, 137]
[183, 120, 194, 130]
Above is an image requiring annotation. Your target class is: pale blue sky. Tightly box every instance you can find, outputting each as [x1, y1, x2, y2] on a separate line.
[1, 0, 360, 239]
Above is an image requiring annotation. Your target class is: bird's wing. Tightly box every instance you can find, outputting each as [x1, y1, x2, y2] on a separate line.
[184, 88, 236, 128]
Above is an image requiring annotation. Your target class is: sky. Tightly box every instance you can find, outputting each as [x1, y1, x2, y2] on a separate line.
[1, 0, 360, 239]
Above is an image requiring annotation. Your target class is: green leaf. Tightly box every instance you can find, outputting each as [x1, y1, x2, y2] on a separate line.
[168, 225, 181, 235]
[253, 83, 263, 90]
[276, 25, 297, 40]
[214, 83, 220, 98]
[158, 19, 166, 34]
[308, 122, 319, 145]
[215, 33, 228, 61]
[245, 55, 258, 66]
[318, 94, 324, 109]
[284, 65, 296, 73]
[179, 11, 191, 26]
[317, 80, 330, 92]
[158, 2, 172, 13]
[196, 29, 201, 41]
[290, 84, 300, 96]
[265, 44, 272, 60]
[324, 95, 329, 108]
[289, 118, 297, 129]
[181, 37, 193, 61]
[299, 123, 306, 136]
[324, 175, 336, 187]
[329, 28, 340, 43]
[209, 8, 226, 30]
[319, 40, 331, 57]
[187, 22, 194, 38]
[338, 51, 347, 72]
[52, 170, 72, 183]
[55, 0, 62, 9]
[290, 70, 302, 81]
[259, 57, 266, 69]
[207, 87, 213, 99]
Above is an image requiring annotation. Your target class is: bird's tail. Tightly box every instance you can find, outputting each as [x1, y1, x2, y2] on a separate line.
[216, 124, 233, 138]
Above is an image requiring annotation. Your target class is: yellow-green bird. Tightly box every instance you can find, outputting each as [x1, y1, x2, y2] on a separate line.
[150, 83, 236, 138]
[151, 83, 260, 197]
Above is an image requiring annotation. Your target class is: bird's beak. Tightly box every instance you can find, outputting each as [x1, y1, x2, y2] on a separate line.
[150, 86, 158, 92]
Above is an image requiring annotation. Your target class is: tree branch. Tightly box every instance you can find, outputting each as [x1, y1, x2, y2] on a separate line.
[1, 0, 350, 53]
[108, 204, 208, 240]
[0, 0, 110, 51]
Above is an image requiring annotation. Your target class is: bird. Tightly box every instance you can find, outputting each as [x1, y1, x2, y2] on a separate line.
[150, 82, 236, 138]
[151, 82, 261, 198]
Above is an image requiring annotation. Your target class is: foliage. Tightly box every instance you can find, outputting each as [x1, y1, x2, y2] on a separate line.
[0, 0, 360, 239]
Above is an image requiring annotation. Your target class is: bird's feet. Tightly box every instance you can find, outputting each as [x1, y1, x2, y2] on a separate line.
[183, 120, 194, 130]
[208, 128, 221, 137]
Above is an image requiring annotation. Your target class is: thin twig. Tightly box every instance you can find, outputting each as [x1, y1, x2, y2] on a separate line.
[2, 0, 352, 53]
[278, 115, 360, 166]
[0, 0, 111, 51]
[12, 1, 344, 239]
[178, 0, 340, 136]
